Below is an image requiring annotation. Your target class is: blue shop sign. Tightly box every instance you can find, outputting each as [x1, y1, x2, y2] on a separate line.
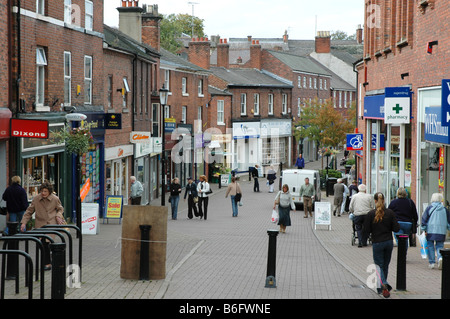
[441, 79, 450, 126]
[364, 94, 385, 119]
[424, 106, 450, 144]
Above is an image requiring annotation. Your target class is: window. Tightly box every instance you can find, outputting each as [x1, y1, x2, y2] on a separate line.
[309, 77, 312, 89]
[85, 1, 93, 31]
[64, 51, 71, 106]
[314, 78, 317, 89]
[198, 79, 203, 96]
[37, 0, 45, 15]
[268, 94, 273, 115]
[217, 100, 225, 124]
[344, 91, 347, 108]
[164, 105, 170, 119]
[64, 0, 72, 24]
[198, 106, 202, 121]
[181, 106, 187, 123]
[240, 93, 246, 115]
[282, 94, 287, 114]
[303, 76, 307, 88]
[84, 55, 92, 104]
[36, 47, 47, 106]
[319, 79, 323, 90]
[333, 91, 336, 108]
[339, 91, 342, 108]
[253, 93, 259, 115]
[297, 98, 301, 117]
[164, 70, 170, 91]
[123, 77, 129, 109]
[324, 79, 327, 90]
[182, 77, 188, 95]
[107, 75, 113, 108]
[297, 76, 301, 88]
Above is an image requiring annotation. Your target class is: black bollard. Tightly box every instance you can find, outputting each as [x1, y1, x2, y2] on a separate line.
[50, 243, 66, 299]
[6, 222, 19, 280]
[441, 248, 450, 299]
[265, 229, 279, 288]
[396, 234, 408, 291]
[139, 225, 152, 281]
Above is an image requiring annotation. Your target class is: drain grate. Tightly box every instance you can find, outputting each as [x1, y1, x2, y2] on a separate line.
[348, 284, 366, 289]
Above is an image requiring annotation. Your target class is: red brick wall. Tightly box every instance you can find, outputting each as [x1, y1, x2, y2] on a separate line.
[0, 1, 9, 109]
[188, 38, 210, 70]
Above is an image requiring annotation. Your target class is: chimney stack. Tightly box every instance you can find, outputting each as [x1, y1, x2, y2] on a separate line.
[283, 30, 289, 43]
[315, 31, 331, 54]
[250, 40, 262, 70]
[356, 24, 363, 44]
[216, 38, 229, 68]
[141, 4, 162, 51]
[117, 0, 143, 43]
[188, 37, 211, 70]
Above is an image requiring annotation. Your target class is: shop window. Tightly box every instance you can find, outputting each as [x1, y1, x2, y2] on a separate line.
[23, 155, 58, 201]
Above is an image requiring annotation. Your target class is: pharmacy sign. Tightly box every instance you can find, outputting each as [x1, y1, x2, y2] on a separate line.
[384, 87, 410, 124]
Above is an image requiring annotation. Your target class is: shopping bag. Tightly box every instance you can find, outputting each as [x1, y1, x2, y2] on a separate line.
[418, 232, 428, 259]
[271, 209, 279, 223]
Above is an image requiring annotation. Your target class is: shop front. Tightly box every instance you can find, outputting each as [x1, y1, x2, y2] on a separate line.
[105, 144, 133, 206]
[0, 108, 12, 193]
[363, 88, 412, 203]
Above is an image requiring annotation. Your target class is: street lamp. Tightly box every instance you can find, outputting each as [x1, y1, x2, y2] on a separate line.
[159, 85, 169, 206]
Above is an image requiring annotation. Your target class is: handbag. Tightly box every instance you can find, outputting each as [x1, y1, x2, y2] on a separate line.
[234, 193, 242, 202]
[168, 195, 172, 203]
[193, 196, 199, 203]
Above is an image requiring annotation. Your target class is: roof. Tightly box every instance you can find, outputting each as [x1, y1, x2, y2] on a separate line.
[266, 50, 332, 76]
[210, 67, 293, 88]
[103, 25, 160, 61]
[160, 48, 210, 74]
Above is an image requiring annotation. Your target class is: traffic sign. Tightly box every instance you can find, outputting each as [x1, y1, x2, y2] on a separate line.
[441, 79, 450, 126]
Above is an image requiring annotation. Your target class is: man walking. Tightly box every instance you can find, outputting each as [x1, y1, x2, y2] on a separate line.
[251, 165, 260, 192]
[295, 154, 305, 169]
[333, 178, 345, 217]
[129, 176, 143, 205]
[349, 184, 375, 247]
[299, 177, 315, 218]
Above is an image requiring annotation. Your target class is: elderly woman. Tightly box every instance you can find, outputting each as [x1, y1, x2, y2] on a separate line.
[387, 187, 418, 248]
[273, 184, 295, 233]
[421, 193, 450, 269]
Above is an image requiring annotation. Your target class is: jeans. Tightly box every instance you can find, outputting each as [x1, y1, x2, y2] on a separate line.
[372, 240, 394, 289]
[170, 196, 180, 219]
[5, 211, 25, 235]
[253, 178, 259, 192]
[353, 215, 367, 246]
[427, 240, 444, 264]
[394, 221, 413, 248]
[230, 195, 238, 217]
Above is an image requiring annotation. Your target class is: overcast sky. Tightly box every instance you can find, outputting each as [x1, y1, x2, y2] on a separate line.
[104, 0, 365, 40]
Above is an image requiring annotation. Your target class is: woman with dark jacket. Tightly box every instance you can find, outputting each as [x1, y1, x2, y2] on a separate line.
[169, 178, 182, 220]
[387, 187, 418, 247]
[364, 192, 400, 298]
[2, 176, 29, 235]
[184, 177, 199, 219]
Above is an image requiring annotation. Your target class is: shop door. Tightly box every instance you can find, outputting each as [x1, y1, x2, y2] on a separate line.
[106, 159, 128, 204]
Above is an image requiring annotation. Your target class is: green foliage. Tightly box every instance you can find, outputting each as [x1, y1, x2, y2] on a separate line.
[161, 13, 206, 53]
[52, 123, 94, 155]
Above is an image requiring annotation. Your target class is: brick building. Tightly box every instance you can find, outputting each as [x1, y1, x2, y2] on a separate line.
[6, 0, 106, 220]
[355, 0, 450, 226]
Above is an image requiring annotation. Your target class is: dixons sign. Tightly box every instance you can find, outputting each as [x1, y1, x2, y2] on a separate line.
[10, 119, 49, 139]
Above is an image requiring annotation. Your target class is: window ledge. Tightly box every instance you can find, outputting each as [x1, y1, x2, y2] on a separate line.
[35, 105, 50, 112]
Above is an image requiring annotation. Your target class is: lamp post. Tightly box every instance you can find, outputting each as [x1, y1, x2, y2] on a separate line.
[159, 85, 169, 206]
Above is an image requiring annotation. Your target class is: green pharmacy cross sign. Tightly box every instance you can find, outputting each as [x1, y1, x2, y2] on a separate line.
[384, 87, 410, 124]
[393, 104, 403, 114]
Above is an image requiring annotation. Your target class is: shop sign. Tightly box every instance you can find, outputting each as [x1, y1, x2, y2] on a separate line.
[0, 108, 12, 139]
[105, 113, 122, 129]
[439, 147, 445, 190]
[424, 106, 450, 144]
[441, 79, 450, 126]
[81, 202, 99, 235]
[153, 137, 162, 153]
[164, 118, 176, 132]
[363, 94, 385, 119]
[105, 195, 123, 219]
[11, 119, 49, 139]
[130, 131, 151, 144]
[232, 122, 260, 139]
[346, 134, 363, 151]
[371, 134, 385, 151]
[384, 87, 411, 124]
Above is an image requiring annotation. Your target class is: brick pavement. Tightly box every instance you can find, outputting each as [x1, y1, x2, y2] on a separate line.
[0, 158, 443, 299]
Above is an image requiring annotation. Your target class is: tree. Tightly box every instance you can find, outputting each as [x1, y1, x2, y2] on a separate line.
[293, 98, 355, 150]
[330, 30, 356, 41]
[161, 13, 206, 53]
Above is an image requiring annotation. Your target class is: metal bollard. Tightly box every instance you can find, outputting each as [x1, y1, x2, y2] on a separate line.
[396, 234, 408, 291]
[441, 248, 450, 299]
[6, 222, 19, 280]
[265, 229, 279, 288]
[139, 225, 152, 281]
[50, 243, 66, 299]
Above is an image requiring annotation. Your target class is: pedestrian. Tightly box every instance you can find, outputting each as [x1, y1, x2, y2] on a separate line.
[333, 178, 345, 217]
[129, 176, 143, 205]
[225, 176, 242, 217]
[169, 177, 182, 220]
[349, 184, 375, 247]
[341, 182, 349, 215]
[273, 184, 295, 233]
[251, 165, 260, 192]
[295, 154, 305, 169]
[346, 180, 358, 213]
[20, 181, 65, 270]
[197, 175, 211, 220]
[299, 177, 315, 218]
[387, 187, 418, 250]
[364, 192, 400, 298]
[2, 176, 28, 235]
[184, 177, 199, 219]
[266, 166, 277, 193]
[421, 193, 450, 269]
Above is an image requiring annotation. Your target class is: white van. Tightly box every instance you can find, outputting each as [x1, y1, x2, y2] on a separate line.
[281, 169, 321, 208]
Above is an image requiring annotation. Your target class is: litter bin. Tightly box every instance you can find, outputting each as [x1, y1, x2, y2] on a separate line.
[326, 177, 338, 197]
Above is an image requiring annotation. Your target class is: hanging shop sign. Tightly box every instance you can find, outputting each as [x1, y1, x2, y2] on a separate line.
[424, 106, 450, 144]
[384, 87, 411, 124]
[130, 131, 151, 144]
[10, 118, 49, 139]
[346, 134, 363, 151]
[105, 113, 122, 129]
[439, 147, 445, 190]
[441, 79, 450, 126]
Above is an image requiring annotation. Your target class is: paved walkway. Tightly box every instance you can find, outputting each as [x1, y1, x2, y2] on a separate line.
[0, 158, 443, 299]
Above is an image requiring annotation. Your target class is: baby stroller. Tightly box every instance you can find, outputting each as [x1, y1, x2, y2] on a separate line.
[351, 216, 372, 246]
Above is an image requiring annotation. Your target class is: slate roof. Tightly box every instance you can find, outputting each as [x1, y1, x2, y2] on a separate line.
[160, 47, 210, 74]
[266, 50, 332, 76]
[210, 67, 292, 88]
